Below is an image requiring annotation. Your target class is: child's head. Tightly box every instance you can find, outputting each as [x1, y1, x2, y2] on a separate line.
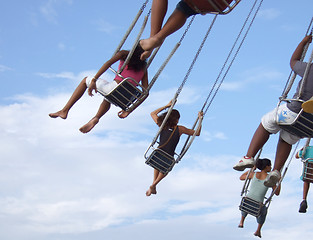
[255, 158, 271, 171]
[127, 44, 147, 71]
[157, 109, 180, 128]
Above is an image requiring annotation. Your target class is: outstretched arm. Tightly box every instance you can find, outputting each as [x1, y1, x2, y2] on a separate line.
[290, 35, 312, 70]
[178, 111, 204, 136]
[150, 100, 173, 125]
[88, 50, 128, 96]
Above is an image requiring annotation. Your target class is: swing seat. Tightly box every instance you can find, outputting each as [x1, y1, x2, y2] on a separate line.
[101, 78, 144, 111]
[302, 158, 313, 183]
[278, 109, 313, 138]
[185, 0, 241, 15]
[145, 149, 176, 174]
[239, 197, 263, 217]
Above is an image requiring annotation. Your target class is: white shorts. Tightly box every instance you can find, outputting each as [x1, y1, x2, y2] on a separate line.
[261, 104, 300, 145]
[85, 76, 118, 95]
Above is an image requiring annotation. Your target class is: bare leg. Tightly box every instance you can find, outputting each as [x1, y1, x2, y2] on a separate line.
[140, 9, 187, 57]
[273, 137, 292, 171]
[79, 99, 111, 133]
[140, 0, 168, 60]
[238, 215, 245, 228]
[254, 224, 263, 238]
[49, 77, 88, 119]
[146, 168, 167, 196]
[246, 123, 271, 158]
[303, 181, 310, 200]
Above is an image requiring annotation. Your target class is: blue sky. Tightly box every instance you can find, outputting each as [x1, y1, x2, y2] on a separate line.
[1, 0, 313, 239]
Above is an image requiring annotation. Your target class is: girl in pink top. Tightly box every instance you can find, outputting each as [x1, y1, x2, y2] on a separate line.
[49, 45, 148, 133]
[114, 60, 145, 86]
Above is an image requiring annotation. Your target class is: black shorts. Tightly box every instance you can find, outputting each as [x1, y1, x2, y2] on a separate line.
[176, 0, 198, 18]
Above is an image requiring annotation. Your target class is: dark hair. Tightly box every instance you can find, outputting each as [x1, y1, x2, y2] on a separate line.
[123, 44, 147, 71]
[256, 158, 271, 171]
[157, 109, 180, 129]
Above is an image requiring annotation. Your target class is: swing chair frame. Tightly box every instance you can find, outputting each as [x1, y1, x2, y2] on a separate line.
[239, 140, 299, 218]
[299, 142, 313, 183]
[102, 0, 196, 114]
[276, 19, 313, 138]
[239, 150, 265, 217]
[186, 0, 241, 15]
[301, 157, 313, 183]
[145, 0, 263, 173]
[144, 14, 217, 173]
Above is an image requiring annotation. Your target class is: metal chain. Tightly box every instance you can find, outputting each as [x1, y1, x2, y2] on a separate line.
[281, 16, 313, 98]
[178, 15, 196, 44]
[141, 0, 149, 11]
[176, 14, 218, 97]
[203, 0, 263, 116]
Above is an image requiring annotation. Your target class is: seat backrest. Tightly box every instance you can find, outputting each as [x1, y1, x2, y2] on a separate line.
[302, 159, 313, 183]
[145, 149, 175, 174]
[239, 197, 263, 217]
[185, 0, 241, 15]
[278, 110, 313, 138]
[103, 78, 143, 111]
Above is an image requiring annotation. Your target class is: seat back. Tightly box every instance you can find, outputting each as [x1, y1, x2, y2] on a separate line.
[239, 197, 263, 217]
[102, 78, 143, 111]
[278, 109, 313, 138]
[186, 0, 241, 15]
[145, 149, 176, 174]
[302, 159, 313, 183]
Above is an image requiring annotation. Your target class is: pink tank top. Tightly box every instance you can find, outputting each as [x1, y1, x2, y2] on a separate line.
[114, 60, 145, 86]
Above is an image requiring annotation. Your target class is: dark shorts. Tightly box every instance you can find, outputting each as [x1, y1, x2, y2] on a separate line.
[241, 206, 268, 225]
[176, 0, 198, 18]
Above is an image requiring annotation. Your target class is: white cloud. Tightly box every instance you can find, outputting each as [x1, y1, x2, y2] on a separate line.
[257, 8, 281, 20]
[220, 67, 284, 91]
[36, 70, 115, 84]
[93, 19, 118, 34]
[0, 64, 12, 72]
[58, 42, 66, 50]
[202, 130, 228, 142]
[39, 0, 73, 24]
[0, 86, 312, 240]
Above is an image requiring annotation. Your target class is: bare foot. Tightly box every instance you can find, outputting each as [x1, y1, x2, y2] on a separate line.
[254, 232, 261, 238]
[79, 117, 99, 133]
[140, 37, 162, 52]
[140, 50, 153, 61]
[145, 186, 157, 196]
[118, 110, 130, 119]
[49, 110, 68, 119]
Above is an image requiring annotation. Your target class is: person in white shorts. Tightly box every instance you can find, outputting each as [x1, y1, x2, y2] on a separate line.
[233, 35, 313, 188]
[49, 45, 148, 133]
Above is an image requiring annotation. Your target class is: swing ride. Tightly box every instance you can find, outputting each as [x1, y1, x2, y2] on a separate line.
[99, 0, 243, 114]
[145, 0, 264, 174]
[185, 0, 241, 15]
[299, 138, 313, 183]
[98, 0, 193, 113]
[239, 17, 313, 219]
[277, 19, 313, 138]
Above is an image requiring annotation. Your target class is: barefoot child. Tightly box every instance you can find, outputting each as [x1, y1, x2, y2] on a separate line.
[238, 158, 280, 238]
[145, 101, 203, 196]
[49, 45, 148, 133]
